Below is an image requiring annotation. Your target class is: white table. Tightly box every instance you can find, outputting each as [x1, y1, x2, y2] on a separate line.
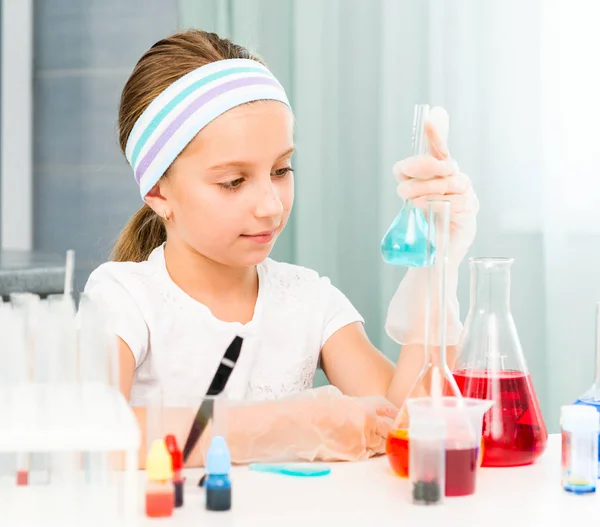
[141, 434, 594, 526]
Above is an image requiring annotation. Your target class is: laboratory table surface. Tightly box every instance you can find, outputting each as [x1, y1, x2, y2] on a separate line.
[139, 434, 592, 526]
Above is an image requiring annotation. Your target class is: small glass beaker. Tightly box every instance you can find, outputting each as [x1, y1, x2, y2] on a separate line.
[406, 397, 493, 497]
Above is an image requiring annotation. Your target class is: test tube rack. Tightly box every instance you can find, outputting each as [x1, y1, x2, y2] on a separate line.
[0, 294, 141, 526]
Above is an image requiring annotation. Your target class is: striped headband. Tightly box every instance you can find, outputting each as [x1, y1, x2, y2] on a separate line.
[125, 58, 291, 199]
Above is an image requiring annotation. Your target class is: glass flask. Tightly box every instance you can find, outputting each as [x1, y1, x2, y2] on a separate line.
[386, 200, 463, 478]
[381, 104, 435, 267]
[573, 301, 600, 477]
[450, 257, 547, 467]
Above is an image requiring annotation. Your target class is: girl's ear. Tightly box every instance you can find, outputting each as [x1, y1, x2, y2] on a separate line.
[144, 180, 169, 216]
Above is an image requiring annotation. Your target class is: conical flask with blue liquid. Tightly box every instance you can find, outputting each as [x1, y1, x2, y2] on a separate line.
[574, 302, 600, 477]
[381, 104, 435, 267]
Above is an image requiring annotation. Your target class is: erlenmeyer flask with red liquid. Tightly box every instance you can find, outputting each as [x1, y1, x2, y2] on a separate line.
[450, 257, 547, 467]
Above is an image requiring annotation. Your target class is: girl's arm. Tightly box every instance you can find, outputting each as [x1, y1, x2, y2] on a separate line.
[321, 109, 477, 407]
[117, 338, 149, 468]
[320, 325, 456, 408]
[117, 338, 397, 468]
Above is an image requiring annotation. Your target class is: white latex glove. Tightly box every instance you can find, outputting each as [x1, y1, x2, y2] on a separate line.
[385, 106, 479, 346]
[165, 387, 398, 466]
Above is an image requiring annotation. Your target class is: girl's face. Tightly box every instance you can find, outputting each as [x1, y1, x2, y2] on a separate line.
[149, 101, 294, 268]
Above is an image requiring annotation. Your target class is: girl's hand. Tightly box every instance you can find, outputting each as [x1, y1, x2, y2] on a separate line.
[392, 106, 479, 262]
[385, 107, 479, 347]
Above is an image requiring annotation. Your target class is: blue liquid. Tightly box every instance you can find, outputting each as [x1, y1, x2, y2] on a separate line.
[249, 463, 331, 477]
[206, 473, 231, 511]
[573, 398, 600, 478]
[564, 482, 596, 494]
[381, 202, 435, 267]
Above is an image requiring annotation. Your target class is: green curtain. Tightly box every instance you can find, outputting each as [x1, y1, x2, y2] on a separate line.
[177, 2, 583, 436]
[177, 0, 431, 365]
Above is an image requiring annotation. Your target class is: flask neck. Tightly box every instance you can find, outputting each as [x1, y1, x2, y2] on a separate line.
[594, 303, 600, 386]
[469, 258, 513, 314]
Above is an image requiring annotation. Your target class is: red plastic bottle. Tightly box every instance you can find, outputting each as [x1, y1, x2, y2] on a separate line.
[165, 435, 184, 507]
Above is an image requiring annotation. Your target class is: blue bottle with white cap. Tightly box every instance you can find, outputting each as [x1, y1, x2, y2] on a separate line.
[205, 436, 231, 511]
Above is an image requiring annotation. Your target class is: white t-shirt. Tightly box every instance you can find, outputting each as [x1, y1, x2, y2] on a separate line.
[83, 244, 363, 406]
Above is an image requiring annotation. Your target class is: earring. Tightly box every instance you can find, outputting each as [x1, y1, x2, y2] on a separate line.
[162, 210, 170, 221]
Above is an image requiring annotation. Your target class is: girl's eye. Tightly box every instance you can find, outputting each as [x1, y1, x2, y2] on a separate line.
[272, 167, 294, 177]
[221, 177, 245, 190]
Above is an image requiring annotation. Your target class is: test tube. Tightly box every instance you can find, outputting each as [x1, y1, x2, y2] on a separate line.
[9, 294, 42, 485]
[47, 296, 81, 488]
[2, 304, 29, 485]
[77, 293, 114, 486]
[0, 305, 17, 482]
[30, 301, 57, 485]
[47, 294, 78, 383]
[78, 292, 118, 388]
[408, 417, 445, 505]
[561, 405, 599, 494]
[9, 293, 40, 380]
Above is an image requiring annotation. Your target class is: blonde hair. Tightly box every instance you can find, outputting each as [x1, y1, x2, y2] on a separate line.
[112, 30, 265, 262]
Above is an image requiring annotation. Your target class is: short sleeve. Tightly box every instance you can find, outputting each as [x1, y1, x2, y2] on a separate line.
[82, 265, 150, 367]
[319, 278, 365, 349]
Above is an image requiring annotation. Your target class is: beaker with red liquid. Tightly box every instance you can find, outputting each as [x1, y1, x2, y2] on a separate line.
[451, 258, 547, 467]
[407, 397, 492, 497]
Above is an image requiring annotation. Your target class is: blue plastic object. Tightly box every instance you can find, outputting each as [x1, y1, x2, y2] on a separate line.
[206, 436, 231, 475]
[248, 463, 331, 477]
[205, 436, 232, 511]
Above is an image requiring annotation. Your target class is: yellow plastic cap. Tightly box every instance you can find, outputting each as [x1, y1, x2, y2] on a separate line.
[146, 439, 174, 481]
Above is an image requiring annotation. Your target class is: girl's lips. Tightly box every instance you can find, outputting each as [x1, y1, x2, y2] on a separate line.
[241, 230, 275, 244]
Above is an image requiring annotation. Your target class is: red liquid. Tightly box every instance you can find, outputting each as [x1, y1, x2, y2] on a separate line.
[452, 370, 548, 467]
[386, 429, 409, 478]
[446, 447, 478, 496]
[146, 490, 174, 518]
[16, 470, 28, 486]
[387, 429, 480, 496]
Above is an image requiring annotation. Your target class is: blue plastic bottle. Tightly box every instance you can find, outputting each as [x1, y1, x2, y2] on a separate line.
[574, 302, 600, 478]
[205, 436, 231, 511]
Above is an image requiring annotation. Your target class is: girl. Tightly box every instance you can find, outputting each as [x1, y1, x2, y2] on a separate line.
[84, 30, 478, 464]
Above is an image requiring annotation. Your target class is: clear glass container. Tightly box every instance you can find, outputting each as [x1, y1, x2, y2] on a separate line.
[381, 104, 435, 267]
[407, 397, 492, 497]
[561, 405, 598, 494]
[408, 417, 445, 505]
[450, 257, 548, 467]
[386, 200, 461, 477]
[574, 301, 600, 476]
